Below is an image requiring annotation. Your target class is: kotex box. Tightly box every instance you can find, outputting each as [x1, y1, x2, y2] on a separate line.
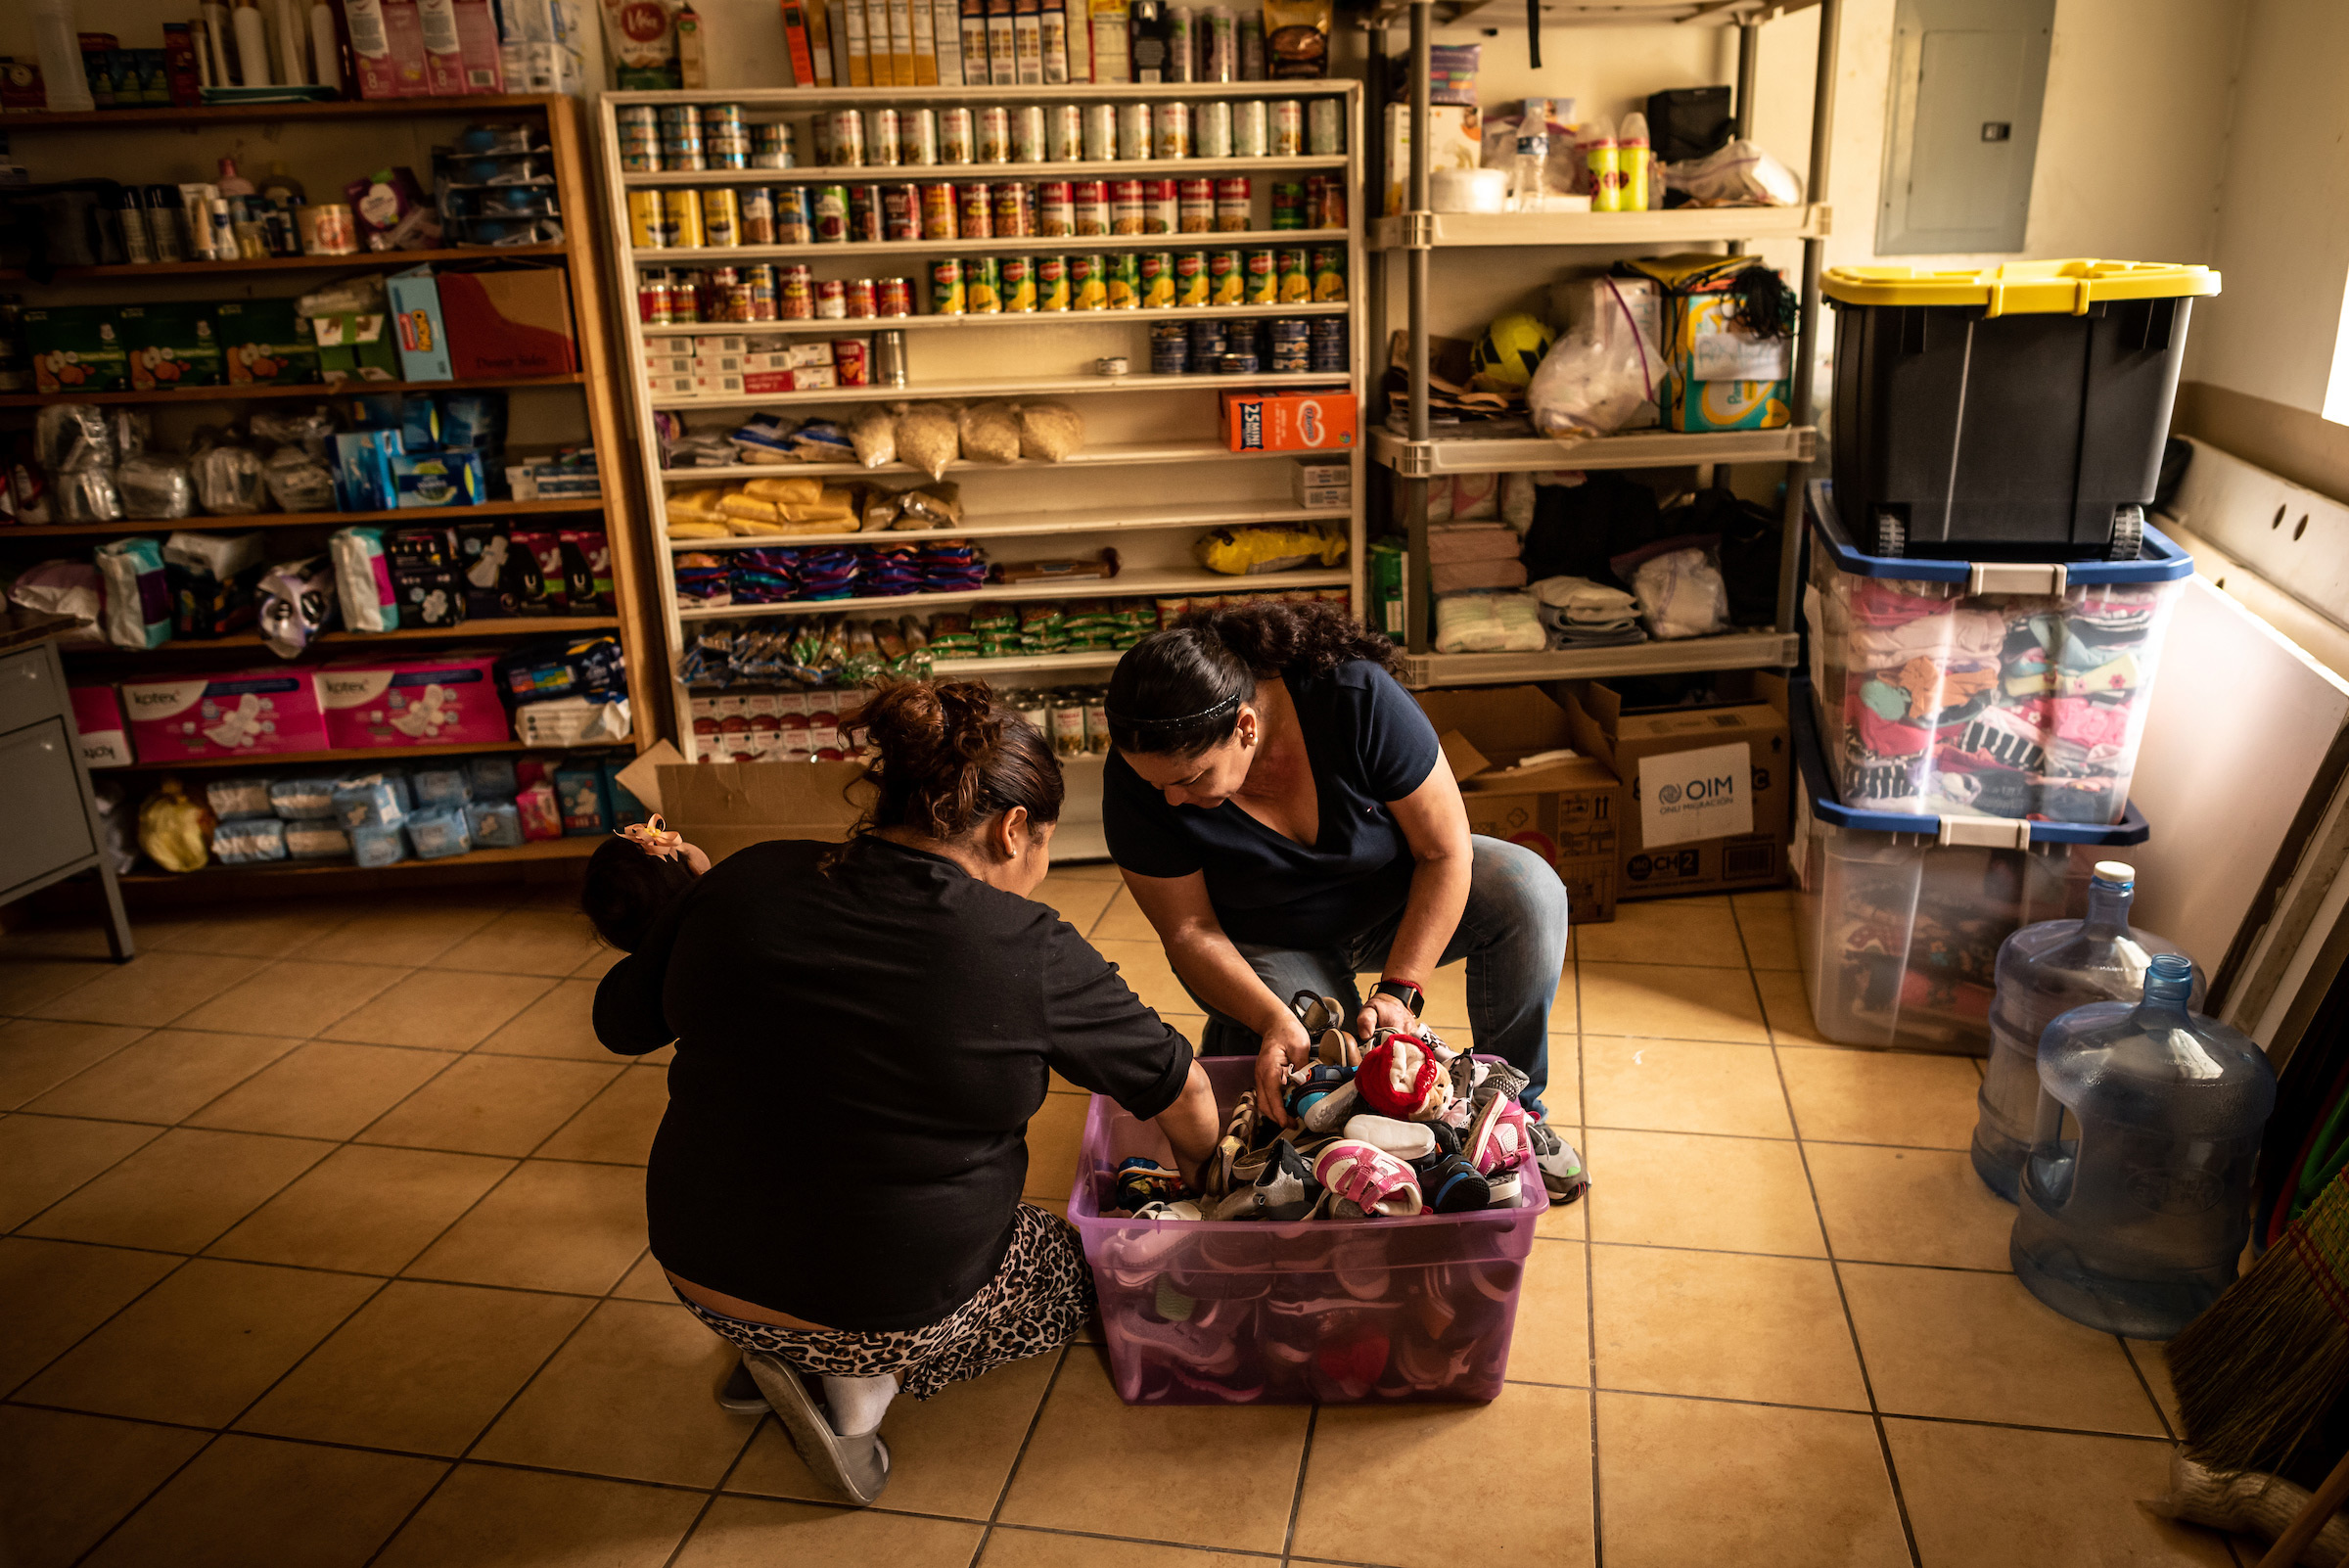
[1414, 683, 1621, 924]
[1802, 481, 2192, 825]
[69, 684, 132, 767]
[315, 655, 509, 748]
[119, 669, 331, 761]
[1070, 1056, 1544, 1405]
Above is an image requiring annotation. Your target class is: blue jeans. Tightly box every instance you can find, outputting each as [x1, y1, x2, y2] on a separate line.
[1181, 835, 1568, 1119]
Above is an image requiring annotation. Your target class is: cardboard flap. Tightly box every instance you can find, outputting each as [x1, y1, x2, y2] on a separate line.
[1439, 729, 1492, 785]
[659, 759, 874, 862]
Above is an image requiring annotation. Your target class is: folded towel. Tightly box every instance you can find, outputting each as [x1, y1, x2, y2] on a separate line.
[1431, 559, 1530, 594]
[1531, 575, 1639, 616]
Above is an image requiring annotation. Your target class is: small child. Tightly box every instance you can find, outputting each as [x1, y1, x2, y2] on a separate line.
[580, 815, 710, 952]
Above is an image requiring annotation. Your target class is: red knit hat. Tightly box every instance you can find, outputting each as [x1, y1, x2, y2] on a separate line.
[1356, 1028, 1448, 1121]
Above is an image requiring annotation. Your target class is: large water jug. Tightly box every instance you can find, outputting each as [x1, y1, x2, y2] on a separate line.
[2010, 954, 2276, 1337]
[1972, 861, 2195, 1201]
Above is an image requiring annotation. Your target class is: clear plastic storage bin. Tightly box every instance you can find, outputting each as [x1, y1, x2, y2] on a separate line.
[1067, 1056, 1545, 1406]
[1789, 680, 2153, 1054]
[1803, 481, 2192, 825]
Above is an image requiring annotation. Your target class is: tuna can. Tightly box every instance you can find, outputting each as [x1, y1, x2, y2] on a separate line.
[1233, 98, 1269, 158]
[1150, 321, 1190, 373]
[1000, 254, 1037, 311]
[1266, 316, 1312, 344]
[1270, 179, 1306, 229]
[1177, 178, 1216, 232]
[1216, 177, 1253, 231]
[776, 187, 814, 244]
[1107, 252, 1142, 309]
[1209, 248, 1244, 305]
[965, 255, 1002, 313]
[1271, 340, 1313, 372]
[1271, 100, 1306, 157]
[1308, 97, 1343, 155]
[1242, 248, 1278, 303]
[1012, 105, 1048, 163]
[660, 140, 706, 174]
[1097, 355, 1130, 376]
[1195, 100, 1234, 158]
[991, 183, 1033, 239]
[1083, 103, 1119, 161]
[1310, 246, 1346, 301]
[1073, 180, 1110, 236]
[1049, 104, 1086, 162]
[1155, 100, 1191, 160]
[1174, 250, 1210, 306]
[848, 183, 884, 243]
[746, 262, 779, 320]
[845, 277, 878, 318]
[781, 263, 816, 320]
[1226, 318, 1261, 356]
[1110, 179, 1145, 235]
[826, 108, 866, 166]
[740, 186, 777, 245]
[979, 106, 1013, 163]
[1188, 317, 1229, 368]
[1138, 251, 1175, 307]
[637, 267, 672, 324]
[940, 108, 976, 164]
[1037, 255, 1072, 311]
[1218, 351, 1260, 375]
[701, 103, 747, 136]
[1117, 102, 1152, 161]
[834, 338, 869, 386]
[1071, 254, 1109, 309]
[919, 182, 959, 240]
[620, 134, 661, 174]
[812, 185, 849, 244]
[957, 182, 994, 239]
[930, 259, 966, 315]
[1145, 179, 1178, 234]
[899, 109, 939, 167]
[664, 189, 706, 249]
[627, 189, 670, 249]
[882, 185, 921, 241]
[706, 136, 751, 171]
[877, 277, 915, 317]
[1277, 247, 1313, 302]
[753, 122, 795, 168]
[816, 279, 848, 319]
[1204, 6, 1238, 79]
[1037, 181, 1076, 237]
[866, 108, 901, 166]
[699, 188, 741, 247]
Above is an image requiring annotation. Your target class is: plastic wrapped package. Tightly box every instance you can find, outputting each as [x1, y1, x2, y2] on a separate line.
[269, 774, 341, 819]
[896, 403, 959, 481]
[405, 804, 473, 859]
[957, 401, 1020, 464]
[350, 822, 408, 867]
[1665, 139, 1803, 207]
[53, 467, 124, 523]
[1501, 473, 1537, 530]
[847, 405, 898, 468]
[1529, 277, 1666, 439]
[191, 439, 267, 514]
[896, 484, 962, 529]
[1018, 400, 1084, 461]
[8, 560, 105, 639]
[212, 817, 289, 864]
[257, 556, 337, 660]
[204, 777, 275, 820]
[1195, 523, 1350, 576]
[249, 406, 343, 458]
[332, 770, 411, 830]
[262, 446, 337, 513]
[117, 453, 196, 520]
[92, 783, 135, 875]
[787, 421, 853, 463]
[95, 538, 171, 649]
[1618, 538, 1730, 639]
[515, 781, 562, 840]
[283, 821, 352, 859]
[137, 780, 215, 873]
[161, 530, 265, 581]
[465, 798, 526, 849]
[411, 765, 473, 807]
[1433, 590, 1546, 653]
[36, 403, 115, 473]
[467, 755, 520, 797]
[329, 528, 398, 632]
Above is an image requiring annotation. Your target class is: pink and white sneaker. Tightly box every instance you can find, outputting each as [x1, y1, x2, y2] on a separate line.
[1313, 1138, 1425, 1218]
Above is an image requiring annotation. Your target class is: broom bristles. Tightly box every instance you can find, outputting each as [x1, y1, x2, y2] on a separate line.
[2167, 1168, 2349, 1476]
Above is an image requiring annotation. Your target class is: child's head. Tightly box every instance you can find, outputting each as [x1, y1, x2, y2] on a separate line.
[580, 816, 708, 952]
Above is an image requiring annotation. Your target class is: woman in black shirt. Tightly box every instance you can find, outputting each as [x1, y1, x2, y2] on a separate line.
[592, 679, 1215, 1506]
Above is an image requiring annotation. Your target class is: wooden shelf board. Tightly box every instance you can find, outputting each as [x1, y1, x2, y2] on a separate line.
[121, 835, 600, 883]
[0, 498, 606, 542]
[1398, 631, 1799, 690]
[0, 373, 585, 409]
[98, 738, 631, 771]
[59, 617, 618, 657]
[0, 246, 566, 281]
[0, 95, 565, 129]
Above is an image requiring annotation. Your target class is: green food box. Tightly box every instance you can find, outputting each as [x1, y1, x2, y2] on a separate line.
[215, 300, 323, 386]
[23, 306, 129, 394]
[312, 311, 400, 383]
[119, 302, 224, 391]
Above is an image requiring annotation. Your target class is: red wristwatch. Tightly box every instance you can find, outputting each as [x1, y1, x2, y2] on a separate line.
[1371, 978, 1426, 1018]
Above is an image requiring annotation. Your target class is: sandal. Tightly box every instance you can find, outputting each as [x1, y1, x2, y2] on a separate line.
[1204, 1092, 1260, 1199]
[1211, 1138, 1321, 1221]
[1290, 990, 1365, 1069]
[1313, 1138, 1425, 1217]
[741, 1352, 892, 1506]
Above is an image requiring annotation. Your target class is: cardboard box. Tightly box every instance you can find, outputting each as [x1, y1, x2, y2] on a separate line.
[316, 655, 509, 748]
[23, 307, 129, 394]
[1564, 671, 1790, 899]
[390, 450, 486, 507]
[438, 265, 577, 377]
[311, 311, 400, 382]
[386, 267, 455, 382]
[1383, 101, 1481, 215]
[69, 684, 132, 768]
[1220, 390, 1358, 452]
[215, 300, 322, 385]
[119, 669, 331, 761]
[1414, 684, 1623, 925]
[119, 302, 223, 391]
[660, 759, 878, 863]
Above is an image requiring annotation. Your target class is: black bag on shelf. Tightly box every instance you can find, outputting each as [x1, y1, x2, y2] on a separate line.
[1647, 87, 1735, 163]
[1521, 472, 1662, 589]
[0, 181, 130, 277]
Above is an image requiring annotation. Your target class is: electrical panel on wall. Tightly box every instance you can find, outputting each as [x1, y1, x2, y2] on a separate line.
[1876, 0, 2053, 254]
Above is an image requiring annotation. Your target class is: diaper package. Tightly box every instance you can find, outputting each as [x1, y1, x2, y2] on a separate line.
[211, 817, 289, 864]
[467, 755, 520, 797]
[411, 765, 474, 807]
[283, 821, 353, 859]
[269, 774, 342, 820]
[204, 777, 275, 820]
[465, 798, 526, 848]
[405, 803, 474, 859]
[350, 822, 408, 867]
[332, 770, 412, 830]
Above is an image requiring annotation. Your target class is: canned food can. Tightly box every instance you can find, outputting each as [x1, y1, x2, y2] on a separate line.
[619, 136, 660, 174]
[980, 106, 1013, 163]
[1216, 176, 1252, 231]
[1167, 4, 1195, 79]
[808, 115, 830, 165]
[827, 109, 866, 166]
[620, 104, 658, 135]
[1145, 179, 1178, 234]
[849, 183, 884, 243]
[1243, 248, 1278, 303]
[877, 277, 915, 317]
[1270, 179, 1306, 229]
[1205, 6, 1238, 79]
[1174, 251, 1210, 306]
[637, 268, 672, 324]
[663, 138, 707, 172]
[1310, 246, 1346, 301]
[899, 109, 939, 167]
[1000, 254, 1037, 311]
[1209, 249, 1243, 305]
[701, 102, 746, 134]
[1189, 318, 1228, 371]
[1138, 251, 1175, 307]
[940, 108, 976, 163]
[1267, 316, 1311, 342]
[1037, 181, 1076, 237]
[1098, 355, 1130, 375]
[1310, 174, 1348, 230]
[812, 185, 849, 243]
[1225, 317, 1262, 355]
[782, 263, 815, 320]
[748, 265, 780, 320]
[717, 271, 752, 323]
[965, 255, 1002, 313]
[1110, 179, 1145, 235]
[873, 329, 909, 387]
[1117, 103, 1151, 161]
[991, 183, 1033, 239]
[1072, 254, 1109, 310]
[1049, 105, 1085, 162]
[707, 138, 750, 172]
[1233, 99, 1269, 158]
[700, 188, 741, 247]
[776, 187, 813, 245]
[1270, 342, 1312, 372]
[753, 122, 795, 168]
[1177, 177, 1215, 232]
[1150, 321, 1190, 373]
[834, 339, 869, 387]
[1155, 101, 1191, 160]
[1218, 351, 1260, 375]
[1195, 100, 1234, 159]
[1107, 252, 1141, 309]
[1308, 98, 1344, 155]
[1037, 255, 1071, 311]
[920, 182, 959, 240]
[1073, 180, 1110, 236]
[1277, 247, 1313, 302]
[1083, 104, 1119, 161]
[930, 259, 965, 315]
[1012, 106, 1048, 164]
[958, 183, 994, 239]
[816, 279, 848, 319]
[671, 271, 704, 322]
[627, 189, 670, 248]
[1271, 100, 1306, 157]
[740, 186, 777, 245]
[658, 105, 698, 130]
[664, 189, 706, 249]
[881, 185, 921, 242]
[866, 108, 901, 166]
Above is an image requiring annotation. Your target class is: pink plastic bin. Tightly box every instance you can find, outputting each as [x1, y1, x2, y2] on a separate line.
[1067, 1056, 1545, 1406]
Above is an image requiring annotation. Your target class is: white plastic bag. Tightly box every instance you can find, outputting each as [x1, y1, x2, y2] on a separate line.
[1627, 545, 1730, 640]
[1528, 277, 1666, 440]
[1433, 590, 1545, 654]
[1665, 139, 1804, 207]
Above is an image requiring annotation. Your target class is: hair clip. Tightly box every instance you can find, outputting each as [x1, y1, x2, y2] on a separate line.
[616, 814, 686, 858]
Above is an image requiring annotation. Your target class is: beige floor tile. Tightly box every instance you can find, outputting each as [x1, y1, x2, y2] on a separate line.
[730, 1349, 1058, 1518]
[1292, 1382, 1594, 1568]
[1572, 896, 1747, 968]
[1048, 859, 1124, 882]
[0, 1237, 181, 1394]
[143, 901, 352, 960]
[1, 924, 122, 958]
[358, 1053, 622, 1157]
[0, 1018, 147, 1108]
[1841, 1263, 2165, 1434]
[997, 1348, 1310, 1553]
[1732, 898, 1803, 971]
[1732, 886, 1794, 912]
[239, 1279, 591, 1455]
[1584, 1129, 1825, 1257]
[475, 977, 610, 1059]
[1885, 1419, 2233, 1567]
[1778, 1047, 1983, 1149]
[19, 1127, 333, 1253]
[1581, 1036, 1794, 1138]
[1579, 962, 1770, 1042]
[172, 958, 409, 1038]
[431, 906, 603, 978]
[1085, 938, 1196, 1017]
[0, 952, 118, 1018]
[21, 1258, 377, 1427]
[29, 951, 266, 1030]
[474, 1300, 753, 1486]
[1807, 1143, 2015, 1270]
[1756, 968, 1847, 1046]
[2127, 1338, 2181, 1435]
[574, 945, 623, 980]
[675, 1496, 986, 1568]
[372, 1463, 702, 1568]
[1033, 872, 1118, 932]
[403, 1159, 647, 1294]
[0, 1407, 208, 1568]
[207, 1144, 516, 1274]
[1595, 1392, 1909, 1568]
[1507, 1236, 1590, 1386]
[186, 1040, 456, 1141]
[1590, 1245, 1867, 1410]
[535, 1065, 669, 1163]
[1357, 966, 1582, 1038]
[611, 1249, 674, 1302]
[1024, 1090, 1091, 1202]
[980, 1529, 1262, 1568]
[321, 969, 555, 1050]
[1087, 886, 1158, 943]
[0, 1114, 163, 1230]
[23, 1029, 303, 1125]
[84, 1433, 444, 1568]
[1535, 1130, 1589, 1240]
[299, 898, 504, 968]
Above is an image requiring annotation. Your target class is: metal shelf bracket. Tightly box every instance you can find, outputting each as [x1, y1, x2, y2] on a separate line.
[1399, 211, 1438, 250]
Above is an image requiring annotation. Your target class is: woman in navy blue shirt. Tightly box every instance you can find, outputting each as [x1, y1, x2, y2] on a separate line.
[1101, 600, 1571, 1129]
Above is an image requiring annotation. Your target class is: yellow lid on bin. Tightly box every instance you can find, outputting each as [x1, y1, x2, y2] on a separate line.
[1822, 259, 2221, 318]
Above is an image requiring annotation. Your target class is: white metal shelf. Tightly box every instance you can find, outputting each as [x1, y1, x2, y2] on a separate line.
[678, 568, 1348, 622]
[931, 649, 1128, 676]
[636, 229, 1347, 265]
[625, 156, 1349, 187]
[662, 499, 1344, 550]
[1371, 425, 1816, 477]
[655, 441, 1326, 481]
[1397, 632, 1801, 690]
[1367, 204, 1830, 252]
[650, 370, 1348, 410]
[638, 300, 1350, 336]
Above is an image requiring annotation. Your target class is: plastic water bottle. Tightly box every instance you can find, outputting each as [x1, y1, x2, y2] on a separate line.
[2010, 953, 2276, 1338]
[1971, 861, 2195, 1201]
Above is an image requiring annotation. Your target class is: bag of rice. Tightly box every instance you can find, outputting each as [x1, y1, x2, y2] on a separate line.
[1018, 400, 1085, 462]
[896, 402, 960, 481]
[957, 400, 1021, 464]
[848, 405, 898, 469]
[896, 483, 963, 528]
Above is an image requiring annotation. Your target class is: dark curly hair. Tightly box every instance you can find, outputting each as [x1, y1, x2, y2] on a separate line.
[580, 837, 697, 953]
[846, 677, 1064, 840]
[1105, 599, 1405, 758]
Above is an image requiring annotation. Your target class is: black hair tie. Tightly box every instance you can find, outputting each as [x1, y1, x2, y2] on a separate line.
[1103, 690, 1244, 731]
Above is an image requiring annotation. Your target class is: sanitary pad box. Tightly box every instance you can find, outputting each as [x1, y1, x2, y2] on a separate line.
[316, 655, 508, 747]
[69, 684, 132, 767]
[119, 669, 331, 761]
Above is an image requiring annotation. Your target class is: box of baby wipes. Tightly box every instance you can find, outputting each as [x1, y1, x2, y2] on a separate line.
[316, 656, 508, 749]
[118, 670, 330, 761]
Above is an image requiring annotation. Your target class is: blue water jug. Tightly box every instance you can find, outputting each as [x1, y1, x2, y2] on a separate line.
[1972, 861, 2195, 1201]
[2010, 953, 2276, 1337]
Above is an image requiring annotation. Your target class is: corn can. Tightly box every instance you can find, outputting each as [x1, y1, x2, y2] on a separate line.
[882, 185, 921, 242]
[1174, 250, 1210, 307]
[781, 263, 815, 320]
[700, 188, 741, 247]
[930, 258, 965, 315]
[627, 189, 670, 249]
[1209, 248, 1243, 305]
[965, 255, 1002, 313]
[919, 182, 959, 240]
[1311, 246, 1346, 302]
[957, 182, 993, 240]
[940, 108, 976, 163]
[1037, 255, 1071, 311]
[1071, 254, 1109, 310]
[1243, 248, 1278, 304]
[1138, 251, 1175, 308]
[1000, 254, 1037, 312]
[664, 189, 706, 249]
[1277, 246, 1312, 302]
[1107, 251, 1141, 309]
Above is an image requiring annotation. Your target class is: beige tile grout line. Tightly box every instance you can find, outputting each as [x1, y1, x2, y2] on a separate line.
[1575, 945, 1603, 1568]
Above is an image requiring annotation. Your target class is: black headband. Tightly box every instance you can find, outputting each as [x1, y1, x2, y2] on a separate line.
[1103, 690, 1244, 731]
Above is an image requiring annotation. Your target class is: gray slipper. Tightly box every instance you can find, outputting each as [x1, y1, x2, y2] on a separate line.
[716, 1355, 769, 1415]
[742, 1352, 891, 1505]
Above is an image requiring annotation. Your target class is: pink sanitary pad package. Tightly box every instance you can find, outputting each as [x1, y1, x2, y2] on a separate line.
[118, 669, 331, 761]
[316, 655, 508, 749]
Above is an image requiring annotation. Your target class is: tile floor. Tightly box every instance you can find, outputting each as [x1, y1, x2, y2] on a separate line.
[0, 874, 2250, 1568]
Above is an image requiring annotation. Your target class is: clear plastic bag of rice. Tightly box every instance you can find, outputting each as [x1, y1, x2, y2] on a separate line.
[956, 399, 1021, 464]
[896, 402, 960, 481]
[1018, 400, 1084, 462]
[848, 404, 898, 469]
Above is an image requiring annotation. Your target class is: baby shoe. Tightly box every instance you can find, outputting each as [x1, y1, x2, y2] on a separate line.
[1526, 1120, 1589, 1204]
[1110, 1156, 1186, 1216]
[1464, 1088, 1527, 1177]
[1299, 1074, 1363, 1135]
[1313, 1139, 1425, 1218]
[1290, 990, 1364, 1070]
[1211, 1138, 1321, 1221]
[1204, 1092, 1261, 1198]
[1286, 1063, 1352, 1125]
[1409, 1123, 1491, 1214]
[1479, 1060, 1532, 1102]
[1132, 1199, 1204, 1222]
[1356, 1028, 1449, 1122]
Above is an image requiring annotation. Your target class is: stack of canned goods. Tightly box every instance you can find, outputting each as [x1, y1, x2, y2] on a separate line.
[1149, 314, 1344, 375]
[639, 266, 924, 326]
[926, 244, 1341, 316]
[618, 103, 798, 172]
